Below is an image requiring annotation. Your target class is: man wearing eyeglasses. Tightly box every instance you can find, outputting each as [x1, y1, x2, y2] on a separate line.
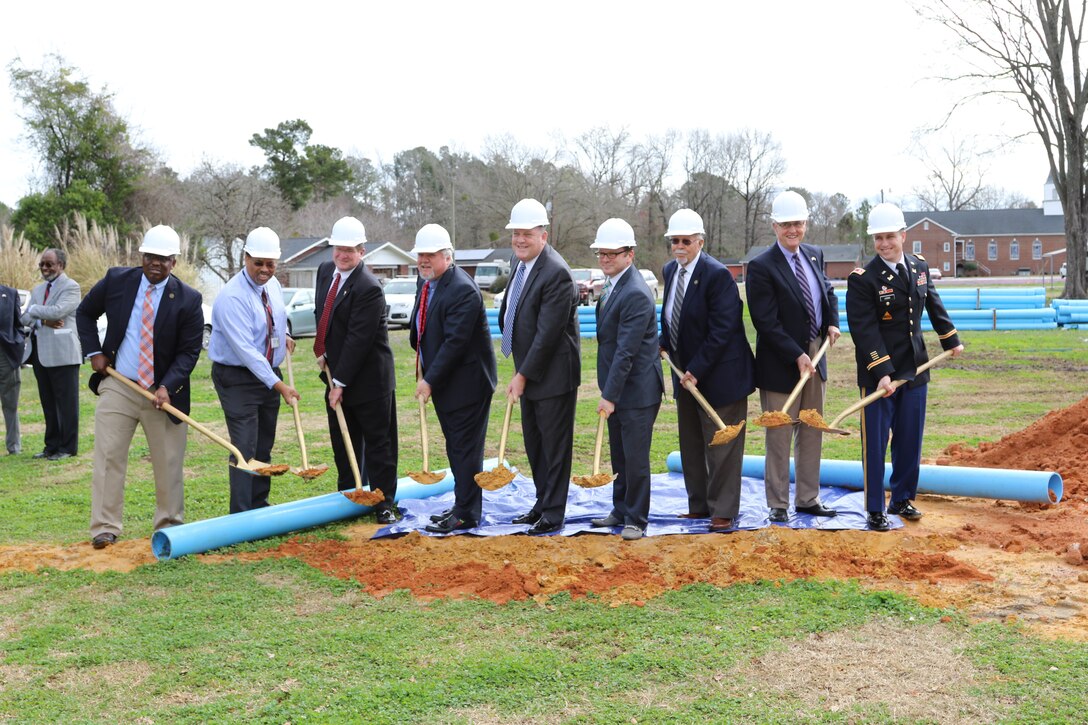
[659, 208, 755, 533]
[746, 190, 841, 525]
[208, 227, 299, 513]
[587, 219, 664, 541]
[76, 225, 205, 549]
[21, 249, 82, 460]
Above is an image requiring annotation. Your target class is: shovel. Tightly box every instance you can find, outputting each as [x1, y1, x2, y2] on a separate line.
[406, 398, 445, 484]
[103, 367, 281, 476]
[801, 349, 956, 436]
[285, 349, 328, 481]
[572, 410, 617, 488]
[753, 337, 832, 428]
[333, 399, 386, 506]
[661, 351, 744, 446]
[475, 396, 516, 490]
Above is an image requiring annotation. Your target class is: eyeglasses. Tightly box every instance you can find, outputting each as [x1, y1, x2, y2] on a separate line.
[595, 249, 630, 260]
[250, 259, 277, 269]
[669, 238, 696, 246]
[38, 261, 57, 268]
[775, 221, 806, 229]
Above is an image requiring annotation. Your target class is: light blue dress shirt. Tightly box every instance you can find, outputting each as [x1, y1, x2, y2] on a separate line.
[114, 275, 165, 385]
[208, 270, 288, 389]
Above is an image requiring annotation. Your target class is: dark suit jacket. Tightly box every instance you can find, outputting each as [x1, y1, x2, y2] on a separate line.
[746, 242, 839, 393]
[596, 266, 664, 409]
[846, 253, 960, 389]
[314, 261, 395, 405]
[659, 253, 755, 408]
[409, 264, 497, 413]
[497, 244, 581, 401]
[0, 285, 25, 368]
[76, 268, 204, 419]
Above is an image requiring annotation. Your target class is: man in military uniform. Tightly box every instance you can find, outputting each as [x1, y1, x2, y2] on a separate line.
[845, 203, 963, 532]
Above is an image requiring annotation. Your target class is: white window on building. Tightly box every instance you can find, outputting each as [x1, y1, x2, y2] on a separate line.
[913, 240, 922, 254]
[1010, 240, 1020, 260]
[988, 240, 998, 261]
[943, 261, 950, 272]
[943, 242, 950, 253]
[924, 221, 930, 231]
[1032, 239, 1043, 260]
[965, 240, 975, 260]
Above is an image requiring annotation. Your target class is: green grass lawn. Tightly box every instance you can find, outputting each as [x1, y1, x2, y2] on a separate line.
[2, 323, 1088, 722]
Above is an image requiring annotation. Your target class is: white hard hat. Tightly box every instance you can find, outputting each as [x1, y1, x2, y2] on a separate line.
[590, 218, 638, 250]
[412, 223, 453, 254]
[867, 203, 907, 235]
[664, 208, 705, 237]
[243, 226, 282, 260]
[139, 225, 181, 256]
[329, 216, 367, 247]
[505, 199, 549, 230]
[771, 190, 809, 223]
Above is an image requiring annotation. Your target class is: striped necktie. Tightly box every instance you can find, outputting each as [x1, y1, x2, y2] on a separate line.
[669, 267, 686, 352]
[792, 253, 819, 342]
[137, 285, 155, 389]
[501, 263, 526, 358]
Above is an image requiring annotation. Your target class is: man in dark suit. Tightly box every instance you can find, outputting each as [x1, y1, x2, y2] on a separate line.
[75, 225, 205, 549]
[21, 249, 82, 460]
[313, 216, 400, 524]
[846, 203, 963, 532]
[498, 198, 581, 535]
[746, 191, 841, 523]
[0, 283, 25, 455]
[406, 224, 498, 534]
[586, 219, 664, 540]
[659, 208, 755, 533]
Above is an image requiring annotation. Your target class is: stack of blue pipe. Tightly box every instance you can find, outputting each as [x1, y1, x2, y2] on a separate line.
[485, 306, 665, 339]
[1052, 299, 1088, 327]
[832, 286, 1057, 332]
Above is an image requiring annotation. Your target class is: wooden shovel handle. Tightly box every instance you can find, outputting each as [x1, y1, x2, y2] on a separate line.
[333, 400, 364, 490]
[592, 411, 606, 475]
[661, 351, 729, 429]
[419, 399, 430, 472]
[104, 366, 252, 470]
[829, 349, 955, 429]
[497, 397, 514, 461]
[782, 337, 832, 412]
[285, 350, 308, 470]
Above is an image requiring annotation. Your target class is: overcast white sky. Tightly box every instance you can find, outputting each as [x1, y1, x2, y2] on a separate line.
[0, 0, 1053, 213]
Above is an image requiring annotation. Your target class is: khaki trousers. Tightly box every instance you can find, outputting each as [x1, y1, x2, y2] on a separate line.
[90, 375, 187, 536]
[759, 338, 826, 509]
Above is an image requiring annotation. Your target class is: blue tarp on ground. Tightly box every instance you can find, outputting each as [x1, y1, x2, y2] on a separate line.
[374, 468, 902, 538]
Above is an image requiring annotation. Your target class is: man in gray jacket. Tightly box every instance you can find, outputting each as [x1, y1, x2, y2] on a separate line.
[22, 249, 82, 460]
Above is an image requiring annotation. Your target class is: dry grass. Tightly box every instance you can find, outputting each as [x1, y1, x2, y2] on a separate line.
[734, 618, 1008, 723]
[0, 226, 39, 290]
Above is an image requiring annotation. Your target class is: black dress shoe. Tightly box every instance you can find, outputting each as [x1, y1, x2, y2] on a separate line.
[867, 512, 891, 532]
[47, 452, 73, 461]
[768, 508, 789, 523]
[92, 532, 117, 549]
[33, 450, 51, 459]
[512, 511, 541, 525]
[425, 515, 477, 534]
[677, 511, 710, 519]
[527, 518, 562, 535]
[887, 500, 923, 520]
[429, 508, 453, 523]
[590, 513, 622, 528]
[375, 507, 401, 525]
[795, 502, 838, 518]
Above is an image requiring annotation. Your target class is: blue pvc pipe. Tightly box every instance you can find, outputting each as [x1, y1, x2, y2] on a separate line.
[150, 459, 502, 560]
[664, 452, 1062, 504]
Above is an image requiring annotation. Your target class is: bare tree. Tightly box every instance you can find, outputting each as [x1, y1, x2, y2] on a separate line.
[911, 136, 996, 210]
[925, 0, 1088, 298]
[731, 128, 786, 253]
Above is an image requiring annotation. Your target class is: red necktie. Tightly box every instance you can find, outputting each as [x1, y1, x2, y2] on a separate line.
[261, 289, 274, 364]
[314, 273, 340, 359]
[415, 281, 430, 373]
[43, 281, 52, 303]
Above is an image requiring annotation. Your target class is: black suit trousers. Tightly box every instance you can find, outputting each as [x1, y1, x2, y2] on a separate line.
[608, 402, 660, 529]
[435, 393, 493, 523]
[327, 391, 397, 505]
[212, 363, 280, 513]
[30, 342, 79, 455]
[520, 390, 576, 523]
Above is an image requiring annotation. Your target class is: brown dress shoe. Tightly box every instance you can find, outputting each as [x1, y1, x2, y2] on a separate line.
[678, 512, 710, 519]
[709, 517, 734, 532]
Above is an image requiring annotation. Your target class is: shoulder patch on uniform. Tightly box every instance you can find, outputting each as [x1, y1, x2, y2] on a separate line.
[851, 267, 866, 275]
[915, 253, 926, 261]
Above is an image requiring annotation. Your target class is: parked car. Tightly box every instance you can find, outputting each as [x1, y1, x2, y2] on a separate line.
[281, 287, 317, 338]
[492, 288, 505, 309]
[98, 303, 214, 348]
[571, 268, 606, 304]
[929, 268, 942, 281]
[473, 262, 510, 292]
[17, 289, 30, 316]
[639, 269, 660, 299]
[383, 277, 418, 329]
[1061, 262, 1068, 278]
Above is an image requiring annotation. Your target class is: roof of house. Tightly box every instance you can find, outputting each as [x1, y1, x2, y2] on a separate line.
[904, 208, 1065, 237]
[280, 238, 416, 268]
